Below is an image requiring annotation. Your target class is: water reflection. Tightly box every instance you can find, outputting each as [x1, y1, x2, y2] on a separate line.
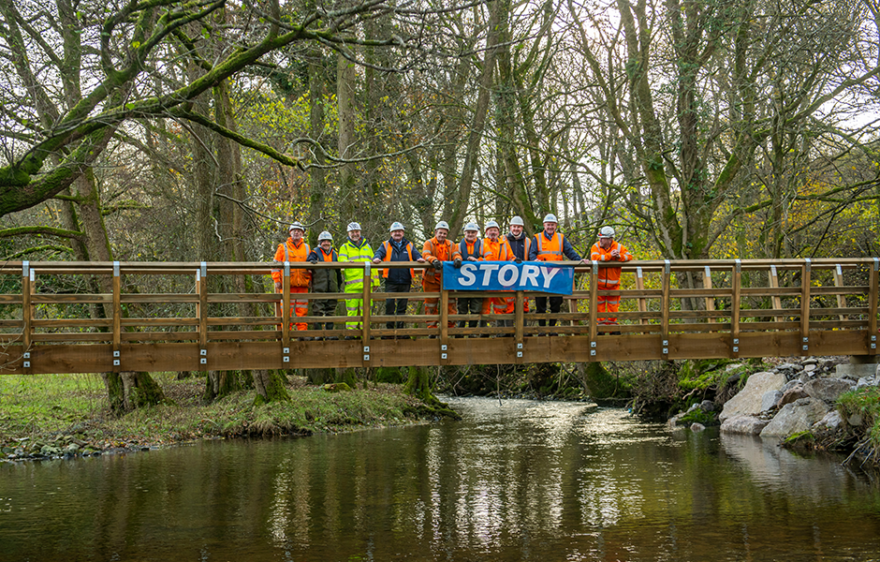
[2, 398, 880, 561]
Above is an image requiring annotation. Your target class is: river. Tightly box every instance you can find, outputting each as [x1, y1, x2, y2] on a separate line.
[2, 397, 880, 561]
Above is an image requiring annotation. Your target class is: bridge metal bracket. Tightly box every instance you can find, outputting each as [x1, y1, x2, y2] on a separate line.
[874, 257, 879, 271]
[441, 353, 447, 360]
[517, 352, 523, 358]
[200, 348, 207, 366]
[592, 261, 598, 275]
[200, 262, 207, 278]
[113, 350, 120, 357]
[516, 343, 523, 350]
[363, 346, 370, 353]
[590, 341, 597, 348]
[23, 352, 30, 359]
[23, 361, 30, 368]
[441, 344, 447, 351]
[735, 259, 741, 273]
[113, 261, 120, 277]
[664, 260, 670, 275]
[284, 261, 290, 277]
[804, 257, 811, 273]
[364, 355, 370, 361]
[22, 260, 28, 277]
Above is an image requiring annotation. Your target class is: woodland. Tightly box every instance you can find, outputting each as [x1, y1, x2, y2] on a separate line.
[2, 0, 880, 406]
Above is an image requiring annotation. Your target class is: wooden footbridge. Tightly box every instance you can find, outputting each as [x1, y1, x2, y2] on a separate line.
[1, 258, 877, 375]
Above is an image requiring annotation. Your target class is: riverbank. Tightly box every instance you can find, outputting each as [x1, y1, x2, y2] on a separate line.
[0, 373, 443, 461]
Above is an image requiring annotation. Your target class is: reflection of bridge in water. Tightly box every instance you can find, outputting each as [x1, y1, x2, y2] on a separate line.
[2, 258, 877, 374]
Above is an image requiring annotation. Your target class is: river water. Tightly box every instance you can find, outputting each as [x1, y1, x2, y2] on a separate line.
[2, 398, 880, 561]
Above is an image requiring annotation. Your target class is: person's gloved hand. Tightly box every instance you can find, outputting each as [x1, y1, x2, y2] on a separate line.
[467, 256, 477, 262]
[308, 258, 317, 264]
[433, 260, 443, 271]
[453, 257, 463, 269]
[515, 258, 522, 264]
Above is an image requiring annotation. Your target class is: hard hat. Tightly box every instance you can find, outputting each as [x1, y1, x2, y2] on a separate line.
[542, 213, 558, 224]
[435, 220, 449, 231]
[464, 222, 479, 232]
[318, 231, 333, 242]
[510, 216, 524, 227]
[599, 226, 615, 239]
[389, 221, 405, 232]
[289, 221, 305, 232]
[347, 222, 362, 232]
[485, 220, 500, 230]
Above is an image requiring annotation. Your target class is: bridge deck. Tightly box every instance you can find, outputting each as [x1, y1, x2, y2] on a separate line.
[1, 258, 877, 374]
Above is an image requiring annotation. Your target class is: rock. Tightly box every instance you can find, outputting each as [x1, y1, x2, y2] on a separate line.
[780, 380, 802, 393]
[667, 412, 686, 429]
[699, 400, 716, 412]
[848, 413, 864, 427]
[762, 390, 783, 411]
[725, 373, 741, 386]
[821, 360, 836, 372]
[776, 363, 803, 372]
[719, 371, 787, 422]
[804, 378, 855, 403]
[721, 415, 771, 435]
[40, 445, 61, 456]
[691, 423, 706, 432]
[726, 363, 745, 372]
[777, 384, 808, 408]
[803, 363, 817, 373]
[803, 358, 818, 365]
[856, 376, 878, 389]
[687, 403, 700, 412]
[760, 398, 831, 438]
[813, 411, 843, 431]
[65, 443, 79, 454]
[835, 363, 878, 380]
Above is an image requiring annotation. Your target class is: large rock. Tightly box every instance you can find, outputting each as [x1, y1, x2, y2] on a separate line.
[760, 398, 831, 439]
[720, 371, 787, 422]
[721, 415, 771, 435]
[762, 390, 782, 411]
[813, 411, 843, 432]
[804, 378, 855, 403]
[835, 363, 878, 380]
[777, 384, 808, 408]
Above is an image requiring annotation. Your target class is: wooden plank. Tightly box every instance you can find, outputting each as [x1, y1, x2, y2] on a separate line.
[205, 293, 281, 303]
[31, 333, 113, 342]
[120, 294, 199, 303]
[0, 294, 23, 304]
[703, 266, 715, 324]
[120, 318, 198, 327]
[801, 260, 812, 354]
[33, 318, 113, 328]
[30, 294, 112, 304]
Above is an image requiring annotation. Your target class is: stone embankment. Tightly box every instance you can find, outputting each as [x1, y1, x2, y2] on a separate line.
[669, 357, 879, 445]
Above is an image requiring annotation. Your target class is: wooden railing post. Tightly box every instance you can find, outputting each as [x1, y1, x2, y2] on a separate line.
[868, 258, 877, 354]
[514, 291, 524, 364]
[282, 261, 290, 351]
[731, 260, 741, 358]
[112, 262, 121, 371]
[362, 262, 372, 367]
[801, 258, 812, 355]
[589, 261, 598, 344]
[440, 287, 449, 365]
[198, 262, 208, 369]
[21, 261, 32, 372]
[661, 260, 670, 358]
[768, 264, 782, 326]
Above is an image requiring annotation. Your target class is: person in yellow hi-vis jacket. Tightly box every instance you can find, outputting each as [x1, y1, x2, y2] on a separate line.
[338, 222, 380, 334]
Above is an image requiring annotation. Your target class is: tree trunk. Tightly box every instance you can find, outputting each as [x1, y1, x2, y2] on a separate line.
[104, 371, 166, 413]
[253, 370, 290, 405]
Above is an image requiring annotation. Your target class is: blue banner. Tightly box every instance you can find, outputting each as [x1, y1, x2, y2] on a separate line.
[442, 261, 574, 295]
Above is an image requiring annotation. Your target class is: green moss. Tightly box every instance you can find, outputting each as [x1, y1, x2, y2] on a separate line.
[785, 431, 815, 444]
[679, 408, 717, 426]
[323, 383, 352, 392]
[583, 362, 631, 400]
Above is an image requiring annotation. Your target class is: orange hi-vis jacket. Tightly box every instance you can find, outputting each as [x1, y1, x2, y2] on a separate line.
[535, 232, 565, 262]
[590, 241, 633, 288]
[422, 237, 461, 283]
[482, 237, 514, 261]
[459, 238, 491, 261]
[271, 238, 312, 288]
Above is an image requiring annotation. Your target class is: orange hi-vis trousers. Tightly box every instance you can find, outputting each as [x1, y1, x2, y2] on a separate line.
[504, 295, 530, 314]
[597, 283, 620, 327]
[423, 276, 456, 329]
[275, 286, 309, 331]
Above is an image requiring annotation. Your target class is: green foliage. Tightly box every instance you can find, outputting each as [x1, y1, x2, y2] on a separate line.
[583, 362, 631, 400]
[679, 408, 717, 426]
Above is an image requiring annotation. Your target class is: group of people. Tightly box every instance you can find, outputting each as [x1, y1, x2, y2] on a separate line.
[271, 215, 633, 336]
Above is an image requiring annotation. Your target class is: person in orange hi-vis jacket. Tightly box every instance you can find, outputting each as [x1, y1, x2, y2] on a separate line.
[589, 226, 633, 332]
[422, 221, 461, 331]
[504, 216, 531, 316]
[271, 222, 311, 332]
[481, 220, 516, 330]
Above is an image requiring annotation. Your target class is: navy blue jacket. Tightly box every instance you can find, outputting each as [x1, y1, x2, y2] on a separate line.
[373, 237, 423, 285]
[527, 231, 582, 261]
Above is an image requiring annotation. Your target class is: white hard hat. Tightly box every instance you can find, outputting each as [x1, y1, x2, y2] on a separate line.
[510, 216, 524, 227]
[599, 226, 615, 239]
[542, 213, 558, 224]
[318, 231, 333, 242]
[347, 222, 361, 232]
[435, 220, 449, 231]
[289, 221, 305, 232]
[485, 220, 500, 230]
[464, 222, 479, 232]
[389, 221, 405, 232]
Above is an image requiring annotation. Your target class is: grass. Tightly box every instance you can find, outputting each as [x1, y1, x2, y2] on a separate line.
[0, 373, 435, 454]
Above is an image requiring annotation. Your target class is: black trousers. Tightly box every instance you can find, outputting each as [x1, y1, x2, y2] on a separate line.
[384, 282, 410, 329]
[457, 297, 483, 328]
[535, 295, 563, 327]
